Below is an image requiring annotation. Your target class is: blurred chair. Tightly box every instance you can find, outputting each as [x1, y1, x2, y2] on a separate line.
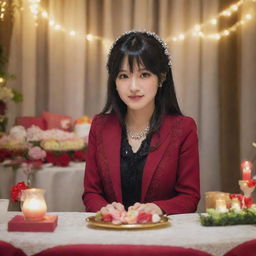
[223, 239, 256, 256]
[0, 241, 27, 256]
[15, 116, 46, 130]
[32, 244, 213, 256]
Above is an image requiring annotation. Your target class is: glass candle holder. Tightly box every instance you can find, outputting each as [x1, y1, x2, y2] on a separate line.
[215, 199, 228, 213]
[205, 191, 231, 211]
[231, 198, 241, 211]
[21, 188, 47, 221]
[239, 180, 255, 198]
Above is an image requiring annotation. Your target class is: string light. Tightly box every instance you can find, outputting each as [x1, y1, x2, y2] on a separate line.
[22, 0, 255, 44]
[210, 18, 218, 25]
[86, 34, 94, 41]
[28, 0, 40, 19]
[166, 0, 255, 42]
[0, 1, 7, 21]
[69, 30, 76, 36]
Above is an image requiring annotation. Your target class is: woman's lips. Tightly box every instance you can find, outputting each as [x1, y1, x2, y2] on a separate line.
[128, 95, 143, 100]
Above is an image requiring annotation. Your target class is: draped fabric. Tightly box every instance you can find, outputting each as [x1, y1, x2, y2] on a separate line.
[3, 0, 256, 211]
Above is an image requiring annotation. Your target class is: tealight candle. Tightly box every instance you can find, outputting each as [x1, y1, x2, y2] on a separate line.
[21, 189, 47, 221]
[215, 199, 228, 213]
[231, 198, 241, 211]
[241, 160, 252, 180]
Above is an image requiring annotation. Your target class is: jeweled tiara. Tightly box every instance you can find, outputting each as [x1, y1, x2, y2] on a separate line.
[107, 30, 172, 70]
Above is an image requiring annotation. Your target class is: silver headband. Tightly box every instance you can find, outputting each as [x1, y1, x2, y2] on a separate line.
[107, 30, 172, 70]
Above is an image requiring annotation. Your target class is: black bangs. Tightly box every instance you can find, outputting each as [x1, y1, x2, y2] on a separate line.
[111, 34, 165, 77]
[122, 35, 162, 75]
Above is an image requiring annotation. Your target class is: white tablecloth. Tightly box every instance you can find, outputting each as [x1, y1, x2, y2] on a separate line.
[0, 212, 255, 256]
[0, 162, 85, 212]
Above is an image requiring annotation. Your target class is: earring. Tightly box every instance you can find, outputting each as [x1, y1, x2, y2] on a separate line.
[159, 83, 162, 88]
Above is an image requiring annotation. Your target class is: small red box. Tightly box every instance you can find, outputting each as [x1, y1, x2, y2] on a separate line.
[8, 215, 58, 232]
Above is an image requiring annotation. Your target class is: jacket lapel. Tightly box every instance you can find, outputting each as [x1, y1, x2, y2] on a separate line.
[141, 116, 172, 201]
[102, 114, 122, 202]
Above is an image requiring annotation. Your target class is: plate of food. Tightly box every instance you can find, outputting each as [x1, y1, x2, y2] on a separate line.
[86, 210, 170, 229]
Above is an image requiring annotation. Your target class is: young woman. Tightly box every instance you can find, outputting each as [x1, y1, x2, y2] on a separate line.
[82, 31, 200, 215]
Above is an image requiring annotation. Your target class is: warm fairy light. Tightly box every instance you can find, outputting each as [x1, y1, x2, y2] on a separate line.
[28, 0, 41, 19]
[0, 0, 7, 21]
[0, 77, 4, 83]
[86, 34, 94, 41]
[41, 11, 48, 18]
[49, 20, 55, 26]
[199, 32, 204, 38]
[54, 24, 61, 30]
[245, 14, 252, 20]
[223, 10, 232, 16]
[194, 24, 201, 31]
[223, 30, 230, 36]
[231, 5, 238, 11]
[208, 34, 221, 40]
[178, 34, 185, 40]
[210, 18, 217, 25]
[69, 30, 76, 36]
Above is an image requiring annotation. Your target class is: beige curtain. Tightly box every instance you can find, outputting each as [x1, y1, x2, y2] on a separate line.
[6, 0, 256, 211]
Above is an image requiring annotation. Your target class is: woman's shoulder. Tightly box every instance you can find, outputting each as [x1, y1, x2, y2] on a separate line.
[165, 114, 197, 128]
[163, 115, 198, 138]
[91, 112, 119, 128]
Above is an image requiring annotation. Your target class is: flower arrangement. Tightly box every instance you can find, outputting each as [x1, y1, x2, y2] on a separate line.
[0, 125, 87, 172]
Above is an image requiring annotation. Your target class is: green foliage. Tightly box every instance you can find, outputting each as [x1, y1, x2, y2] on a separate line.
[199, 208, 256, 226]
[11, 89, 23, 103]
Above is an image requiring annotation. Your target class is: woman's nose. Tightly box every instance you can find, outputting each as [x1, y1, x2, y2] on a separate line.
[130, 77, 139, 92]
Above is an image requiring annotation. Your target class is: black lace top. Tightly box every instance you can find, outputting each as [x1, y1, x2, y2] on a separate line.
[120, 130, 151, 210]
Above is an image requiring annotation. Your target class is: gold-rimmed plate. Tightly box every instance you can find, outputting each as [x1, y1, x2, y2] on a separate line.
[86, 215, 170, 229]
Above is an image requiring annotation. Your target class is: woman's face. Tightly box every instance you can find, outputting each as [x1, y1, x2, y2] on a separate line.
[115, 56, 159, 113]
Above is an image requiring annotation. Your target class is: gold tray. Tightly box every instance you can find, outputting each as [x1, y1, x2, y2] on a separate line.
[86, 215, 170, 229]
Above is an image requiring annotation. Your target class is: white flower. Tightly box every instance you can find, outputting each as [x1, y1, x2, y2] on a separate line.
[152, 214, 161, 223]
[26, 125, 44, 141]
[0, 87, 14, 102]
[9, 126, 27, 139]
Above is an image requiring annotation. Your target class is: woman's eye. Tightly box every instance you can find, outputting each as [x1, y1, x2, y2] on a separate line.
[118, 73, 128, 79]
[141, 72, 151, 78]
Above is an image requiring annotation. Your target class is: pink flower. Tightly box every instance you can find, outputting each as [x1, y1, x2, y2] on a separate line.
[28, 146, 46, 160]
[137, 212, 152, 223]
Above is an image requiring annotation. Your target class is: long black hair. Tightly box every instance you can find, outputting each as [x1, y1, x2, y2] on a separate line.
[101, 31, 182, 134]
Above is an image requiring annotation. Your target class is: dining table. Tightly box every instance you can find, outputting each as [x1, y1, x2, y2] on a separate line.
[0, 212, 255, 256]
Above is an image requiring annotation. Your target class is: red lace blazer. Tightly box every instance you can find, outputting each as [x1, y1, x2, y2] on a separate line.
[83, 113, 200, 215]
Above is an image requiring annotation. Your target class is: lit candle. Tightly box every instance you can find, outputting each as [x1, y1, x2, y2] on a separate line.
[21, 188, 47, 221]
[241, 160, 252, 180]
[215, 199, 228, 213]
[231, 198, 241, 211]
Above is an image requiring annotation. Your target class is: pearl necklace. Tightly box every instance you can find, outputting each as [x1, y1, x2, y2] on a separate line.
[126, 125, 150, 140]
